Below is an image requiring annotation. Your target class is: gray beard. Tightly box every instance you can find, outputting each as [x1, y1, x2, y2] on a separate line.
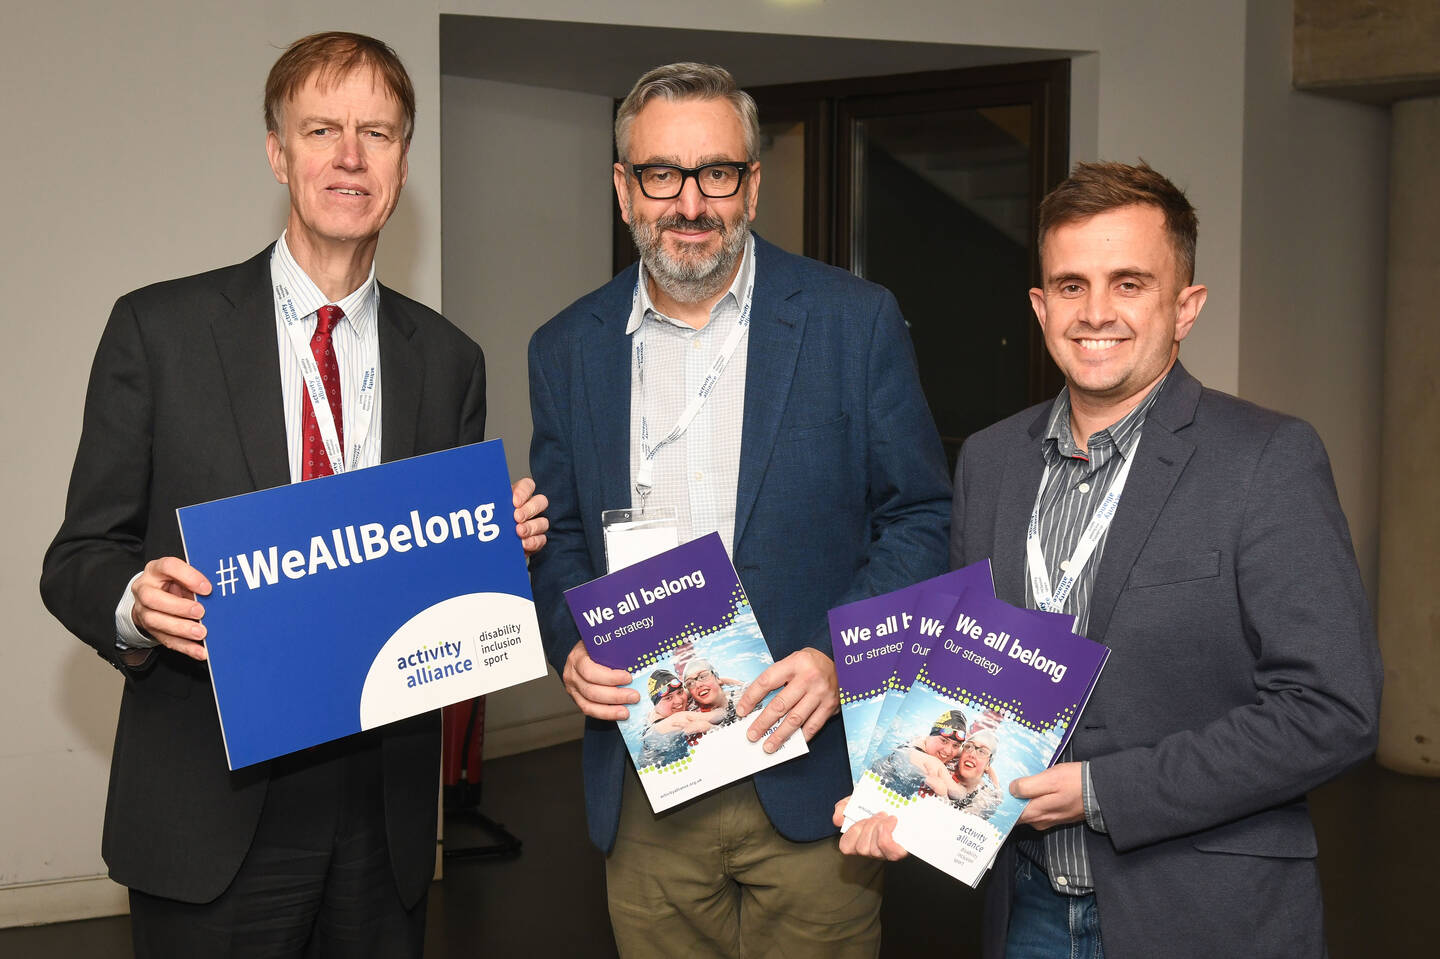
[631, 209, 749, 306]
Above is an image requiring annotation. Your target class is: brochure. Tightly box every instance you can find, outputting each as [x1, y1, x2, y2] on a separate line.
[828, 560, 995, 781]
[858, 589, 970, 775]
[563, 532, 807, 813]
[843, 587, 1108, 886]
[859, 597, 1078, 774]
[176, 439, 546, 769]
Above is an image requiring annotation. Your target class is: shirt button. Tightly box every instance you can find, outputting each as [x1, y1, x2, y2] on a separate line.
[1078, 482, 1091, 493]
[694, 471, 703, 481]
[1059, 560, 1071, 572]
[693, 340, 703, 350]
[1056, 876, 1069, 886]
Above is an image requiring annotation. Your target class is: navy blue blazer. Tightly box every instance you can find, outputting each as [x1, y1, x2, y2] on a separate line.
[42, 248, 486, 906]
[528, 236, 951, 851]
[951, 363, 1381, 959]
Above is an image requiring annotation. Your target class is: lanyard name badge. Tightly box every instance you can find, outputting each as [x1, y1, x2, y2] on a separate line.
[272, 257, 376, 477]
[602, 243, 757, 573]
[1025, 449, 1136, 613]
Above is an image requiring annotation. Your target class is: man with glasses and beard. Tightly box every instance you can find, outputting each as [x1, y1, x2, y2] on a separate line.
[527, 62, 950, 958]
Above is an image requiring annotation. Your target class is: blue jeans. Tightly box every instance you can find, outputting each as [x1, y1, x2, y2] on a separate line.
[1004, 854, 1104, 959]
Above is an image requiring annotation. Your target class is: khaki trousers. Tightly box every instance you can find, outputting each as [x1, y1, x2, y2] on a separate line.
[606, 767, 883, 958]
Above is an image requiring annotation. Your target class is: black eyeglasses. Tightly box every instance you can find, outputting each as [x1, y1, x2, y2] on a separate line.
[629, 162, 750, 199]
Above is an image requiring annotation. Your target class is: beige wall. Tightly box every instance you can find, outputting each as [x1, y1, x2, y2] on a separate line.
[3, 0, 1386, 926]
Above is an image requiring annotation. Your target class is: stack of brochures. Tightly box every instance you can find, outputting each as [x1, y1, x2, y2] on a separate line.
[564, 532, 807, 814]
[829, 561, 1109, 886]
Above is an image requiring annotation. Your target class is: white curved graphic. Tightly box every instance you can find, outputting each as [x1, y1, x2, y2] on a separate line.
[359, 592, 544, 729]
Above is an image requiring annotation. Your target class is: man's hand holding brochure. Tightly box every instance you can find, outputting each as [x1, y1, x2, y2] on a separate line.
[562, 532, 808, 814]
[828, 561, 1108, 886]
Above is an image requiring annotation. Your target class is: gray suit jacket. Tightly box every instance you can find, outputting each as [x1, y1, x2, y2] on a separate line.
[41, 248, 486, 906]
[950, 362, 1381, 959]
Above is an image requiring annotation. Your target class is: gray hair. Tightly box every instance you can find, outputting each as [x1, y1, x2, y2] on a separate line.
[614, 62, 760, 163]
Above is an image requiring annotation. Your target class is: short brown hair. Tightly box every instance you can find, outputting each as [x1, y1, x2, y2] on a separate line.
[264, 32, 416, 143]
[1038, 160, 1198, 284]
[615, 62, 760, 163]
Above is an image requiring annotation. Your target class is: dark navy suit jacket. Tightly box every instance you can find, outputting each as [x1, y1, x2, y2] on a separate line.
[41, 248, 486, 906]
[951, 363, 1381, 959]
[528, 236, 952, 851]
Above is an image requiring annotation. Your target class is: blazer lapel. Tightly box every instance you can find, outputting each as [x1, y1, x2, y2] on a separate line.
[991, 409, 1050, 607]
[211, 249, 289, 491]
[378, 286, 421, 463]
[734, 249, 805, 548]
[580, 286, 635, 518]
[1085, 365, 1200, 644]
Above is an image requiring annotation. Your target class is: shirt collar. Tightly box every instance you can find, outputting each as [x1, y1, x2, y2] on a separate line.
[626, 233, 755, 335]
[1042, 370, 1171, 462]
[274, 231, 378, 337]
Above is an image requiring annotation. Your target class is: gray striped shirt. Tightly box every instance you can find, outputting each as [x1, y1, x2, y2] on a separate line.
[1018, 373, 1168, 894]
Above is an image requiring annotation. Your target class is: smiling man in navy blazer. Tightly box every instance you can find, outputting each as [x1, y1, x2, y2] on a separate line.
[840, 161, 1382, 959]
[527, 62, 950, 957]
[42, 33, 546, 959]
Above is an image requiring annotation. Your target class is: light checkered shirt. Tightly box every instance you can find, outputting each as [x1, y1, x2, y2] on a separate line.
[626, 236, 754, 555]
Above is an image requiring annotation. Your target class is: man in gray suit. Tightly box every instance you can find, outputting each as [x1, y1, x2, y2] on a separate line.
[840, 161, 1381, 959]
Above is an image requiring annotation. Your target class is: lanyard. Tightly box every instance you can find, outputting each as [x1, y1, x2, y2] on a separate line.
[632, 242, 756, 505]
[272, 258, 377, 476]
[1025, 448, 1136, 613]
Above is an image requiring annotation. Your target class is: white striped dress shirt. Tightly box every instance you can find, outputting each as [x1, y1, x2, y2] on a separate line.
[271, 232, 383, 481]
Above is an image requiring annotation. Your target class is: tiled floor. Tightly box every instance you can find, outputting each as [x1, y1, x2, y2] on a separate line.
[2, 741, 1434, 957]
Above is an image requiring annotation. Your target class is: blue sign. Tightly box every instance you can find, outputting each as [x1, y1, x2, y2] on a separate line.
[177, 439, 545, 769]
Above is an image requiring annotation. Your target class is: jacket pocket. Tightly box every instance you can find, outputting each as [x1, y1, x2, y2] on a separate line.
[777, 411, 848, 440]
[1126, 549, 1221, 589]
[1192, 803, 1317, 859]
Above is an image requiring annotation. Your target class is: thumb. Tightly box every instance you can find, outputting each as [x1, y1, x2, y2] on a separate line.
[1009, 774, 1040, 799]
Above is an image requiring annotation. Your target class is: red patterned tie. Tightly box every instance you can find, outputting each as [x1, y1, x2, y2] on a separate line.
[301, 304, 345, 481]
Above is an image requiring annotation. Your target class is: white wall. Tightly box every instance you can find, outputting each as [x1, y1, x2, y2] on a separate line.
[3, 0, 1386, 926]
[440, 75, 615, 753]
[1238, 0, 1389, 592]
[3, 0, 446, 924]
